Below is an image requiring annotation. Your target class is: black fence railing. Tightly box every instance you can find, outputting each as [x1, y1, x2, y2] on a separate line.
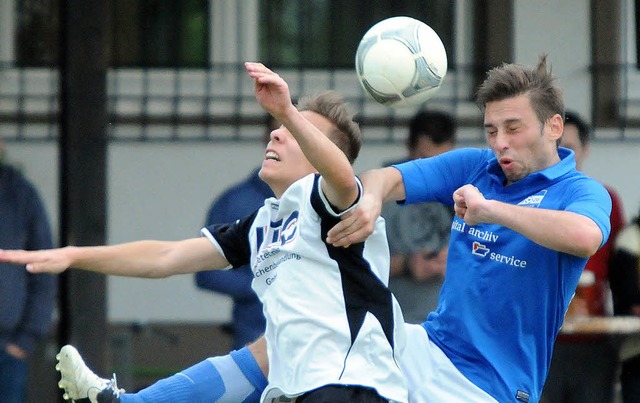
[2, 63, 640, 144]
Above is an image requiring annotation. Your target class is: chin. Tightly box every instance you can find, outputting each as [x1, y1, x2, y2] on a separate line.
[259, 169, 273, 185]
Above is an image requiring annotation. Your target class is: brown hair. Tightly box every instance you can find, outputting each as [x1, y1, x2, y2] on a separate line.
[297, 91, 361, 164]
[476, 55, 565, 127]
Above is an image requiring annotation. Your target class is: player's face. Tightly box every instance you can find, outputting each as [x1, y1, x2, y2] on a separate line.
[259, 111, 335, 197]
[484, 94, 562, 185]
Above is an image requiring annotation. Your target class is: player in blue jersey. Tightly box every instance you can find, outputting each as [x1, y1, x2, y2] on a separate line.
[0, 63, 407, 403]
[326, 55, 612, 402]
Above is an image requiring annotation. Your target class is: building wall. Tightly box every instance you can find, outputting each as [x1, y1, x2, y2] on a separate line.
[8, 137, 640, 323]
[514, 0, 592, 118]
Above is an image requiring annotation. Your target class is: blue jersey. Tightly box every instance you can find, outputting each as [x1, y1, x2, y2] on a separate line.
[394, 147, 611, 403]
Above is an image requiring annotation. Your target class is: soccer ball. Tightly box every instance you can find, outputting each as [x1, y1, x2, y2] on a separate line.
[355, 16, 448, 108]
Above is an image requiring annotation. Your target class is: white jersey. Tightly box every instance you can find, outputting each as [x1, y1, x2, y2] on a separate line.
[202, 173, 407, 403]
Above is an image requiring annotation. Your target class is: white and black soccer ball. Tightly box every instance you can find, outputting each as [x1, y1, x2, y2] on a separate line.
[355, 16, 448, 108]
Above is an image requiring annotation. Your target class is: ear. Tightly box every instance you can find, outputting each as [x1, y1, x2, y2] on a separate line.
[547, 114, 564, 142]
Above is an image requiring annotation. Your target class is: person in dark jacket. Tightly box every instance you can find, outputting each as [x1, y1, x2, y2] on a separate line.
[0, 142, 57, 403]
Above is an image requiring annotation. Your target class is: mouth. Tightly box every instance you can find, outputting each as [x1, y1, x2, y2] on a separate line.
[499, 156, 514, 168]
[265, 150, 281, 162]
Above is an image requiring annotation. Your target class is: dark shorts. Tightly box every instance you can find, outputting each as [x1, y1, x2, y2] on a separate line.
[296, 384, 388, 403]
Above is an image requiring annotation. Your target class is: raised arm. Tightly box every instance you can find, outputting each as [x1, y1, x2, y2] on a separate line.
[245, 62, 357, 210]
[453, 184, 603, 257]
[0, 237, 229, 277]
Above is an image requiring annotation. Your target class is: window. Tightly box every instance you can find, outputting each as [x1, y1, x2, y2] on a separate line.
[14, 0, 209, 68]
[259, 0, 454, 69]
[109, 0, 209, 68]
[15, 0, 60, 66]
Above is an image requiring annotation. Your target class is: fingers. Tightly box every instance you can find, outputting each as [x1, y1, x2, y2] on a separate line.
[245, 62, 291, 116]
[326, 219, 352, 247]
[0, 249, 64, 274]
[340, 227, 372, 246]
[453, 187, 469, 219]
[244, 62, 269, 73]
[245, 62, 281, 83]
[25, 260, 66, 274]
[327, 197, 381, 247]
[326, 232, 355, 248]
[3, 250, 39, 271]
[326, 214, 374, 247]
[326, 223, 354, 247]
[0, 249, 28, 265]
[454, 205, 466, 219]
[25, 263, 44, 273]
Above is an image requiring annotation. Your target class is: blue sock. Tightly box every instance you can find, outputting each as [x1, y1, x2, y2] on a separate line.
[229, 347, 268, 401]
[118, 346, 267, 403]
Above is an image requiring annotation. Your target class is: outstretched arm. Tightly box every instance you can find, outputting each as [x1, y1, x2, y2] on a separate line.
[453, 184, 603, 257]
[326, 166, 405, 247]
[0, 237, 229, 277]
[245, 62, 358, 210]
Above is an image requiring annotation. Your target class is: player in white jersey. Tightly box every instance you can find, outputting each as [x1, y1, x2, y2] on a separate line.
[205, 170, 406, 402]
[0, 62, 407, 403]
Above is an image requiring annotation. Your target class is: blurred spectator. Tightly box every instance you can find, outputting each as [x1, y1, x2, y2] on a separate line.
[542, 111, 626, 403]
[0, 141, 57, 403]
[610, 206, 640, 402]
[195, 115, 277, 349]
[381, 110, 455, 323]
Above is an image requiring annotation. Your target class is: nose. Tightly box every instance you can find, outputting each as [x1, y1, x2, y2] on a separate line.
[492, 130, 509, 151]
[270, 127, 283, 143]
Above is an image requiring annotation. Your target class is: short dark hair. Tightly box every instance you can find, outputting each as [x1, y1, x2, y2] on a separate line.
[476, 55, 565, 127]
[564, 110, 591, 146]
[407, 110, 456, 150]
[297, 91, 361, 164]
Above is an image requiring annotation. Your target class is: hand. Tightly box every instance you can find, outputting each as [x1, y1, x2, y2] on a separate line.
[6, 343, 27, 360]
[326, 192, 381, 247]
[0, 247, 72, 274]
[453, 184, 489, 226]
[245, 62, 293, 119]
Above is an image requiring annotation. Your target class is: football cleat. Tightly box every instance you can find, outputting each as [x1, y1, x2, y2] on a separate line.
[56, 345, 123, 403]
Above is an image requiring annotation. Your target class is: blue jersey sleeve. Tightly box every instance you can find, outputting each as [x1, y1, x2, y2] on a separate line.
[562, 177, 613, 247]
[394, 147, 490, 206]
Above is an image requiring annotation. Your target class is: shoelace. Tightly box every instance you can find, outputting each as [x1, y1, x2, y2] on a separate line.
[105, 373, 124, 397]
